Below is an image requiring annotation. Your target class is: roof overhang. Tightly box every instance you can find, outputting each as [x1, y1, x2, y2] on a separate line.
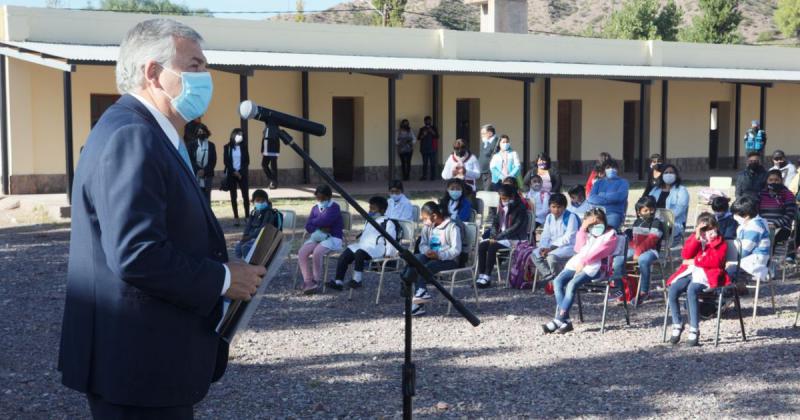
[4, 41, 800, 83]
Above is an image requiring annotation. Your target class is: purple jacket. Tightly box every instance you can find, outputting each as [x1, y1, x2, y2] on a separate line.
[305, 202, 344, 239]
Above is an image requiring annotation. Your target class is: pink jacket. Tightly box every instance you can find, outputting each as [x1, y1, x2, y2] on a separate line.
[574, 229, 619, 267]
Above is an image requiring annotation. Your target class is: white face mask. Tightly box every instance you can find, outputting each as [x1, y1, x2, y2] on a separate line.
[234, 134, 243, 144]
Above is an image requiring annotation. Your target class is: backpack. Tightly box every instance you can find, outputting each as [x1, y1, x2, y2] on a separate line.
[379, 218, 404, 243]
[508, 241, 536, 289]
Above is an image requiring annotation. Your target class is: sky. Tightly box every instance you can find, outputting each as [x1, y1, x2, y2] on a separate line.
[3, 0, 345, 19]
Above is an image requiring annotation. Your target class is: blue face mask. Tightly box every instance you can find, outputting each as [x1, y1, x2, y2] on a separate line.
[390, 193, 403, 202]
[589, 224, 606, 237]
[160, 65, 213, 122]
[254, 202, 268, 211]
[317, 200, 331, 210]
[605, 168, 618, 179]
[448, 190, 462, 200]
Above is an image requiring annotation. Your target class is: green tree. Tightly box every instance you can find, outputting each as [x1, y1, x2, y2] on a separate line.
[430, 0, 479, 31]
[602, 0, 683, 41]
[371, 0, 407, 27]
[680, 0, 742, 44]
[94, 0, 212, 17]
[775, 0, 800, 39]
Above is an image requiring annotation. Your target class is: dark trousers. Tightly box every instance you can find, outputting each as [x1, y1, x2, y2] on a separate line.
[477, 240, 508, 275]
[335, 248, 372, 279]
[228, 172, 250, 220]
[421, 152, 436, 180]
[399, 152, 412, 181]
[402, 254, 458, 292]
[201, 181, 212, 204]
[261, 156, 278, 186]
[481, 173, 492, 191]
[775, 227, 795, 258]
[87, 394, 193, 420]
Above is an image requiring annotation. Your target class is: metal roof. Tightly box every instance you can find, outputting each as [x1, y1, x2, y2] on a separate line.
[3, 40, 800, 83]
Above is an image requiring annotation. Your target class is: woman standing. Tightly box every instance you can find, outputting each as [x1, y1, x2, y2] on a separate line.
[223, 128, 250, 226]
[489, 135, 521, 190]
[523, 153, 562, 193]
[396, 119, 416, 181]
[187, 123, 217, 204]
[441, 139, 481, 192]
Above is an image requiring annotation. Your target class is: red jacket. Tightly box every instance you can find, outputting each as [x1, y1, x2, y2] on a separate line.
[666, 234, 730, 289]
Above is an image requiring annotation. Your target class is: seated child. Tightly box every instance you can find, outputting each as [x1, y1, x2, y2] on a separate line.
[386, 180, 414, 221]
[530, 193, 580, 282]
[542, 208, 619, 334]
[610, 195, 665, 304]
[476, 184, 529, 289]
[440, 178, 473, 223]
[525, 174, 550, 228]
[666, 213, 730, 346]
[729, 196, 770, 281]
[298, 185, 344, 294]
[503, 176, 531, 211]
[404, 202, 463, 316]
[328, 196, 396, 291]
[567, 185, 591, 220]
[235, 189, 283, 259]
[711, 196, 738, 240]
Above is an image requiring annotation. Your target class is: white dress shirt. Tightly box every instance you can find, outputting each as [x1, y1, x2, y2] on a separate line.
[232, 145, 242, 171]
[129, 93, 231, 296]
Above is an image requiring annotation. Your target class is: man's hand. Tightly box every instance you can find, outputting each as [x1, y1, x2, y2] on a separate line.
[225, 260, 266, 301]
[234, 171, 241, 179]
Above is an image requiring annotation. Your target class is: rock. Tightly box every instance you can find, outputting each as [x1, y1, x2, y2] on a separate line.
[0, 198, 20, 211]
[436, 401, 449, 411]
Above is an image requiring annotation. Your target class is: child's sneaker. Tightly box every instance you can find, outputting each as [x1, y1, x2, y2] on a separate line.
[412, 288, 433, 305]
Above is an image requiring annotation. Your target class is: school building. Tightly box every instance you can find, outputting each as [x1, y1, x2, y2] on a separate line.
[1, 4, 799, 195]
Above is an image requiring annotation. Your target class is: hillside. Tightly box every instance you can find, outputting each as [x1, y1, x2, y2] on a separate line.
[274, 0, 791, 45]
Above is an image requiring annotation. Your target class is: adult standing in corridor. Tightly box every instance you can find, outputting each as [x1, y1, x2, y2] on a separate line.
[478, 124, 500, 191]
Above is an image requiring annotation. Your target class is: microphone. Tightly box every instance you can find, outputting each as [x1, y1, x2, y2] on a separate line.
[239, 101, 326, 136]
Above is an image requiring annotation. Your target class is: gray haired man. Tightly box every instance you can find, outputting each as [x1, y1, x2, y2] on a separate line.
[58, 19, 265, 419]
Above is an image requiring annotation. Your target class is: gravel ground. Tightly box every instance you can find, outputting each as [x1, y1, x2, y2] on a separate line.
[2, 204, 800, 419]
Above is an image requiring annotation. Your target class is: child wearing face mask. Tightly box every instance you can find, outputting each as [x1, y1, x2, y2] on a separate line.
[711, 196, 738, 240]
[476, 184, 529, 288]
[489, 135, 521, 191]
[441, 139, 481, 191]
[386, 180, 414, 222]
[542, 208, 618, 334]
[666, 213, 730, 347]
[769, 150, 797, 186]
[503, 176, 531, 211]
[235, 189, 283, 259]
[567, 185, 590, 220]
[328, 196, 397, 291]
[648, 164, 690, 242]
[610, 196, 665, 305]
[758, 169, 797, 262]
[525, 174, 549, 228]
[440, 178, 473, 223]
[588, 159, 629, 230]
[405, 201, 463, 316]
[298, 185, 344, 294]
[729, 196, 770, 282]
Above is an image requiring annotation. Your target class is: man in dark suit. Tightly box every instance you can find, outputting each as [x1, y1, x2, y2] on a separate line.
[478, 124, 499, 191]
[187, 123, 217, 203]
[58, 19, 265, 419]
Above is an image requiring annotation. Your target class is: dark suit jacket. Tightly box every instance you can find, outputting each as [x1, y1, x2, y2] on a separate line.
[58, 94, 229, 407]
[223, 142, 250, 177]
[188, 139, 217, 184]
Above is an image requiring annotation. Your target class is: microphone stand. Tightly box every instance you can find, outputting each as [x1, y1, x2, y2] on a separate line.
[270, 126, 480, 419]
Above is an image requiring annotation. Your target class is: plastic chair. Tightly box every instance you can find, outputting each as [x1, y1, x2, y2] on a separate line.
[476, 191, 498, 229]
[430, 223, 480, 316]
[348, 220, 416, 304]
[574, 234, 631, 334]
[661, 239, 746, 347]
[771, 220, 797, 283]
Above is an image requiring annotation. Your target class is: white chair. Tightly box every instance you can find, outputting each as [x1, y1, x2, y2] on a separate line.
[280, 209, 297, 247]
[476, 191, 498, 229]
[656, 208, 680, 273]
[433, 223, 480, 316]
[348, 220, 416, 304]
[291, 211, 352, 292]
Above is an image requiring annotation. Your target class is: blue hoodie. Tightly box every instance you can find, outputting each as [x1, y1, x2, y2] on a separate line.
[588, 176, 629, 219]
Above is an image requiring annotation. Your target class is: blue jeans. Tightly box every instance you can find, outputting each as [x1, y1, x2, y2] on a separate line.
[612, 249, 658, 294]
[606, 212, 623, 230]
[552, 268, 602, 321]
[668, 275, 706, 329]
[402, 254, 459, 292]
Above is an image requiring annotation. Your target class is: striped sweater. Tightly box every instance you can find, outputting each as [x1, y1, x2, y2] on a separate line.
[758, 187, 797, 230]
[736, 216, 771, 258]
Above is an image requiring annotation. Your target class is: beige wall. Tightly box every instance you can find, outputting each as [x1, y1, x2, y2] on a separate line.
[396, 74, 433, 166]
[666, 81, 732, 159]
[72, 65, 119, 163]
[765, 83, 800, 154]
[549, 79, 640, 162]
